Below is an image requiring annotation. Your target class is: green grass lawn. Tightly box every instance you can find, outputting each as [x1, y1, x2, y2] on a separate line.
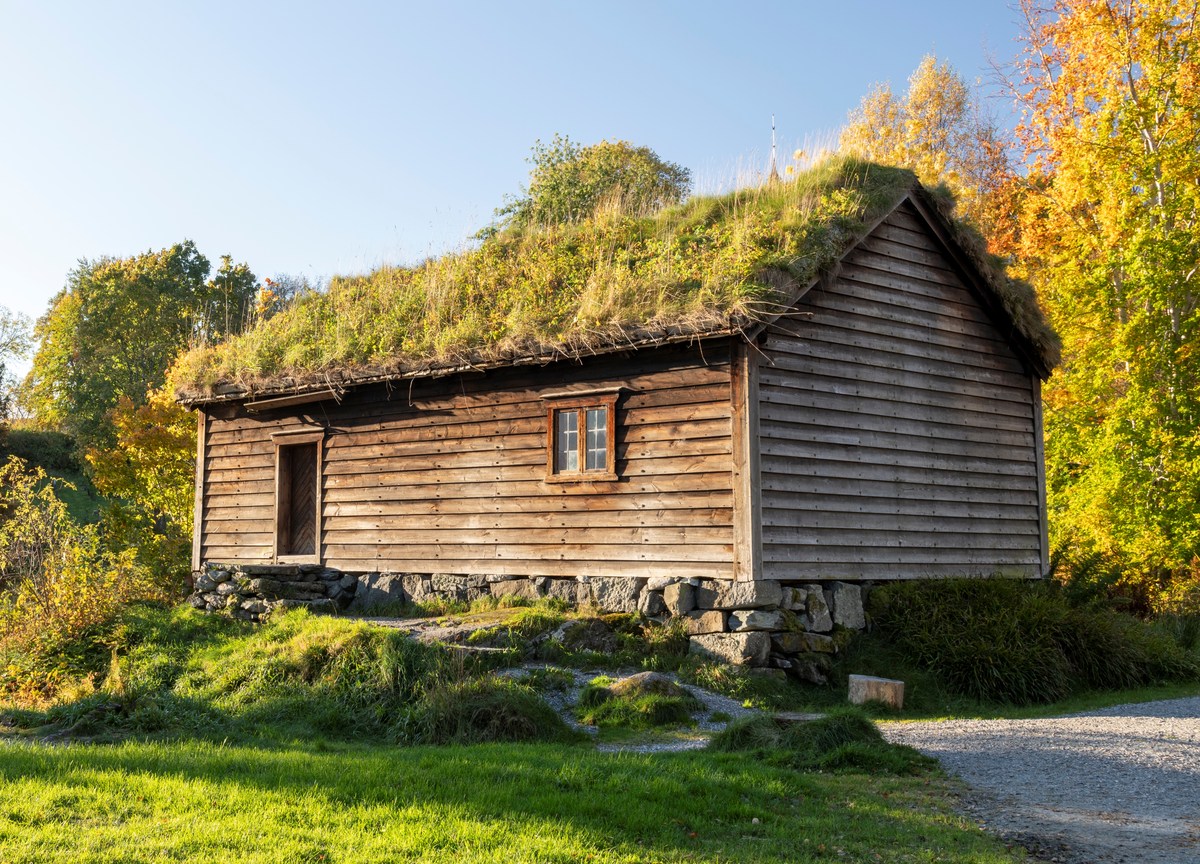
[0, 737, 1022, 864]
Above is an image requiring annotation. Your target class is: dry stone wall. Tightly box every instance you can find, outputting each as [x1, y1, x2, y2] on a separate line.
[189, 565, 867, 681]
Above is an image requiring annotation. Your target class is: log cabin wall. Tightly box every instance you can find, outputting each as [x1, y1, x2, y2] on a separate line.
[199, 343, 736, 580]
[757, 199, 1045, 580]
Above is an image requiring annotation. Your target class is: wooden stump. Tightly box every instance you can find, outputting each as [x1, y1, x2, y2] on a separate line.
[847, 674, 904, 710]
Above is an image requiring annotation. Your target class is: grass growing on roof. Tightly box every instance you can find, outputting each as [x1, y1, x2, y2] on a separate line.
[171, 158, 925, 396]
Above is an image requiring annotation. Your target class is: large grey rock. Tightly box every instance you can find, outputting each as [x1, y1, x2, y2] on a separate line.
[215, 581, 240, 596]
[679, 610, 727, 635]
[608, 671, 690, 700]
[798, 632, 837, 654]
[194, 571, 217, 593]
[402, 574, 432, 600]
[349, 572, 406, 610]
[848, 674, 904, 709]
[188, 594, 207, 609]
[490, 579, 540, 601]
[688, 632, 770, 667]
[209, 569, 231, 584]
[590, 577, 641, 613]
[789, 658, 829, 685]
[827, 582, 865, 630]
[798, 584, 833, 632]
[728, 609, 785, 631]
[695, 580, 782, 610]
[645, 576, 676, 591]
[337, 574, 358, 592]
[546, 578, 591, 604]
[663, 582, 695, 615]
[771, 631, 834, 654]
[637, 590, 668, 616]
[549, 618, 619, 653]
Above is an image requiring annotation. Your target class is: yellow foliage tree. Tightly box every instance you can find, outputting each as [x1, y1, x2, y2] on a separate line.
[1002, 0, 1200, 604]
[839, 54, 1010, 235]
[86, 387, 196, 583]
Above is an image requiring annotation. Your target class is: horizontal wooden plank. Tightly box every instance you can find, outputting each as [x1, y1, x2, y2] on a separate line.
[760, 374, 1033, 422]
[788, 304, 1021, 365]
[323, 558, 734, 579]
[764, 321, 1032, 390]
[762, 561, 1038, 579]
[207, 466, 275, 484]
[761, 509, 1039, 534]
[758, 385, 1035, 434]
[761, 477, 1038, 507]
[762, 350, 1033, 406]
[205, 506, 275, 522]
[323, 473, 732, 503]
[844, 247, 965, 292]
[318, 508, 733, 532]
[321, 526, 732, 547]
[857, 235, 963, 279]
[319, 542, 733, 563]
[836, 262, 988, 321]
[870, 221, 943, 254]
[321, 490, 734, 516]
[759, 406, 1034, 450]
[832, 269, 998, 330]
[202, 520, 274, 536]
[209, 480, 274, 496]
[761, 456, 1036, 491]
[761, 440, 1036, 478]
[206, 493, 275, 510]
[201, 546, 272, 561]
[205, 532, 276, 548]
[761, 491, 1038, 521]
[761, 544, 1041, 565]
[761, 527, 1039, 550]
[760, 422, 1035, 467]
[801, 285, 1010, 346]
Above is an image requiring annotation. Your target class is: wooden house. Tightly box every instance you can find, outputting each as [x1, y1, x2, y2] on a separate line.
[182, 183, 1056, 590]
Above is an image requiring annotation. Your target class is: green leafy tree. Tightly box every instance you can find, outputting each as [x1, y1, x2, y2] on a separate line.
[22, 241, 256, 450]
[494, 135, 692, 229]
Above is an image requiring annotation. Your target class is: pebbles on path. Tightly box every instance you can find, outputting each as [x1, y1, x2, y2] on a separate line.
[881, 697, 1200, 864]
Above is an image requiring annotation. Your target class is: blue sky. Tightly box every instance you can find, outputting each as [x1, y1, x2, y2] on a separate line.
[0, 1, 1026, 342]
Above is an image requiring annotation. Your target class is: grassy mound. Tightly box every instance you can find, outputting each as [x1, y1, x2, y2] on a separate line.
[868, 579, 1200, 705]
[575, 675, 701, 729]
[708, 708, 935, 775]
[2, 604, 568, 745]
[396, 676, 585, 745]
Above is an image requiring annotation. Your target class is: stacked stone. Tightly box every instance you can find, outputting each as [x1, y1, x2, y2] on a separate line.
[190, 565, 869, 680]
[189, 563, 358, 621]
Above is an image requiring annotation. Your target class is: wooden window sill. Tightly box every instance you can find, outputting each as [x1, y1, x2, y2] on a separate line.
[544, 472, 619, 484]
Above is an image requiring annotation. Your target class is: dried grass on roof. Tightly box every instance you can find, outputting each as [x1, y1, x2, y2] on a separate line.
[171, 157, 1059, 405]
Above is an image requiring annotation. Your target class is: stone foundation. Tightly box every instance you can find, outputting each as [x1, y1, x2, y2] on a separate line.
[189, 565, 869, 679]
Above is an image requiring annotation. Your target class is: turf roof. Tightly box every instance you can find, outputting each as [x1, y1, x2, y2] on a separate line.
[171, 157, 1059, 406]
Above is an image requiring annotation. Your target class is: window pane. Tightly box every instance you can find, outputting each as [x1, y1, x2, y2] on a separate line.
[556, 410, 578, 472]
[585, 408, 607, 471]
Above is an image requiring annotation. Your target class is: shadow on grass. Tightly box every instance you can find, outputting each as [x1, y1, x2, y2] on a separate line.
[0, 736, 1015, 863]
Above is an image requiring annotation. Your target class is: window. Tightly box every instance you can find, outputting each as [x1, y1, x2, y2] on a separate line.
[271, 428, 325, 563]
[544, 392, 618, 482]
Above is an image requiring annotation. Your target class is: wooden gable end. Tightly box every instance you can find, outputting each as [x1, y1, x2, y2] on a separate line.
[756, 198, 1047, 580]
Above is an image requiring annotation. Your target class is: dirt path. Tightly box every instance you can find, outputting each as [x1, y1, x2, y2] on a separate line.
[881, 698, 1200, 864]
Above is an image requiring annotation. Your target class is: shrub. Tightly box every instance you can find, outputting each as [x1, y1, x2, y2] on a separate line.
[869, 578, 1200, 705]
[0, 458, 174, 699]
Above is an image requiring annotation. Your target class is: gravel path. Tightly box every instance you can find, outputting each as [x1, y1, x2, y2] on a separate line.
[881, 698, 1200, 864]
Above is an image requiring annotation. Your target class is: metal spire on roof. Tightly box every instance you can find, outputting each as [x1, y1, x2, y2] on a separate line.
[768, 115, 780, 183]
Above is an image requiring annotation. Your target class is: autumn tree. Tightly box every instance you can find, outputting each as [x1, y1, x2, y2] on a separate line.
[839, 54, 1012, 237]
[86, 386, 196, 583]
[1002, 0, 1200, 598]
[22, 242, 255, 451]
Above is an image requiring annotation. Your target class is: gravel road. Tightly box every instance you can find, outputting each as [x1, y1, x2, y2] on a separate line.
[881, 697, 1200, 864]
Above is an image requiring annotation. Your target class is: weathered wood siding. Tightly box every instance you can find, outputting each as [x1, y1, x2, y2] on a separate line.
[758, 200, 1044, 580]
[200, 344, 735, 579]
